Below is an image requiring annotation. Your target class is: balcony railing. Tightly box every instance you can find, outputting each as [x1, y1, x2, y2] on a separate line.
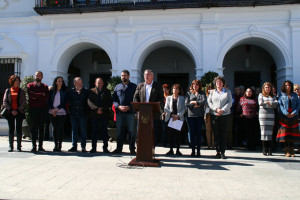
[34, 0, 300, 15]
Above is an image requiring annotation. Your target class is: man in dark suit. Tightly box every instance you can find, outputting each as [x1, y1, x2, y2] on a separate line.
[133, 69, 164, 146]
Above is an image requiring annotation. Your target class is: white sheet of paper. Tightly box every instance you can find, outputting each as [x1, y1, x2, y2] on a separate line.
[168, 119, 183, 131]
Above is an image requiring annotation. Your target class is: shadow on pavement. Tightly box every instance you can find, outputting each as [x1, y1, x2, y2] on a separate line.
[159, 157, 253, 170]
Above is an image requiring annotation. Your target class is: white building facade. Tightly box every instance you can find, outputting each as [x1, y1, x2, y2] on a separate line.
[1, 0, 300, 92]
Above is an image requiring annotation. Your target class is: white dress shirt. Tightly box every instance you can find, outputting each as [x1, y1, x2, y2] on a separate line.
[145, 81, 153, 103]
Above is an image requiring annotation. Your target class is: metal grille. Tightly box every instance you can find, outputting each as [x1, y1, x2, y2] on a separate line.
[34, 0, 300, 15]
[0, 58, 22, 105]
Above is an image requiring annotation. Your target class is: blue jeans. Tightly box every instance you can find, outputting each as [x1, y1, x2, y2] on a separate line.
[90, 117, 109, 149]
[187, 117, 204, 151]
[116, 113, 136, 151]
[70, 115, 87, 149]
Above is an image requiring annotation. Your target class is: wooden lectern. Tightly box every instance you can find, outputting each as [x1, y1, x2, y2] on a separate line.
[129, 102, 161, 167]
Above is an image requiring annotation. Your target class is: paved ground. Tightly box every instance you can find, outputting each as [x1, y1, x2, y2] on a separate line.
[0, 136, 300, 200]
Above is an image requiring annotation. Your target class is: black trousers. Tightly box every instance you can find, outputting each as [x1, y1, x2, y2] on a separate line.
[243, 117, 259, 150]
[167, 126, 181, 150]
[7, 113, 23, 149]
[29, 107, 46, 148]
[211, 115, 229, 154]
[49, 115, 66, 147]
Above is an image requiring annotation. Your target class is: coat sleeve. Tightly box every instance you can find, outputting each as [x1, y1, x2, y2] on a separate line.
[292, 94, 300, 115]
[164, 96, 172, 115]
[112, 86, 120, 109]
[177, 96, 186, 120]
[185, 93, 194, 109]
[278, 96, 288, 116]
[87, 91, 99, 110]
[102, 90, 112, 112]
[207, 91, 217, 112]
[258, 93, 268, 108]
[220, 90, 232, 113]
[17, 89, 26, 113]
[196, 92, 206, 106]
[3, 89, 11, 111]
[133, 84, 141, 102]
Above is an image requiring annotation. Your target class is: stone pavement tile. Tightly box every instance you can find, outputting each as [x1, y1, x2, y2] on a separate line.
[1, 136, 300, 200]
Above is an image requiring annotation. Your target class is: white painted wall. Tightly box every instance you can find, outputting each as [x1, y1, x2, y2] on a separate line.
[0, 1, 299, 90]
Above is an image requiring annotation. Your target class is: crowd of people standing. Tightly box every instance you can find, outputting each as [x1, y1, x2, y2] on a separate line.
[2, 69, 300, 159]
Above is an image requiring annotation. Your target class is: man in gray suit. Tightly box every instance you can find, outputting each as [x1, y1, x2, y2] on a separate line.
[133, 69, 164, 146]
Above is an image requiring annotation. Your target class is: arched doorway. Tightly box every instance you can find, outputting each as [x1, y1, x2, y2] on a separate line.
[221, 37, 289, 92]
[51, 42, 112, 139]
[223, 44, 276, 90]
[140, 41, 196, 94]
[68, 48, 112, 89]
[139, 41, 196, 145]
[51, 41, 115, 88]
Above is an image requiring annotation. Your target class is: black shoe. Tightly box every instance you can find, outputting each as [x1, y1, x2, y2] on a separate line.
[191, 151, 195, 157]
[82, 148, 87, 153]
[31, 147, 37, 152]
[215, 153, 221, 159]
[176, 150, 182, 156]
[53, 147, 58, 152]
[8, 148, 13, 152]
[38, 147, 46, 152]
[130, 150, 136, 155]
[89, 148, 96, 153]
[68, 147, 77, 152]
[112, 149, 122, 154]
[221, 153, 227, 159]
[17, 147, 22, 152]
[166, 150, 174, 155]
[103, 148, 110, 153]
[197, 151, 201, 157]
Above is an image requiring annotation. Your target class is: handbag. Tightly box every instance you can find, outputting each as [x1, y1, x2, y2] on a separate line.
[1, 89, 10, 119]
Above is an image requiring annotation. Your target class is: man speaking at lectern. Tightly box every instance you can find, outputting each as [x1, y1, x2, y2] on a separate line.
[133, 69, 164, 146]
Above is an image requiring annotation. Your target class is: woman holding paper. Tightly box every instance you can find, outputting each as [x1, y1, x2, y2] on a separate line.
[185, 80, 207, 157]
[164, 84, 186, 156]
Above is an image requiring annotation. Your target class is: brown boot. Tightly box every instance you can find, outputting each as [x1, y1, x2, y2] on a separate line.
[290, 147, 295, 157]
[285, 147, 291, 157]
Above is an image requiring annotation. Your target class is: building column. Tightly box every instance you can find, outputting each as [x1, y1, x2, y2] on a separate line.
[115, 16, 135, 80]
[200, 13, 220, 77]
[37, 29, 58, 86]
[291, 14, 300, 85]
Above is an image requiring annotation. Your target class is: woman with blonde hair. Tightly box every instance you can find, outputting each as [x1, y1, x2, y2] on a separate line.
[258, 82, 278, 155]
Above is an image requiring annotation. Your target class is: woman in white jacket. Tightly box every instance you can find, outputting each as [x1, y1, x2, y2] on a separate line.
[164, 84, 186, 156]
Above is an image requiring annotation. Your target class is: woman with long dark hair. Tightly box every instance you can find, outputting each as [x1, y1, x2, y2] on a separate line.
[239, 88, 259, 150]
[48, 76, 68, 152]
[2, 75, 26, 152]
[277, 80, 300, 157]
[185, 79, 206, 157]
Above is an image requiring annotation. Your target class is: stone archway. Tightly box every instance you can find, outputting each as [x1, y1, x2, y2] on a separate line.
[131, 37, 201, 84]
[50, 38, 116, 86]
[218, 35, 291, 90]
